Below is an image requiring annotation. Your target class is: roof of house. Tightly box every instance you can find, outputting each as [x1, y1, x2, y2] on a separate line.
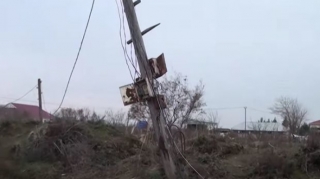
[0, 103, 15, 108]
[186, 119, 217, 125]
[309, 120, 320, 126]
[231, 121, 284, 132]
[216, 128, 231, 132]
[10, 103, 53, 120]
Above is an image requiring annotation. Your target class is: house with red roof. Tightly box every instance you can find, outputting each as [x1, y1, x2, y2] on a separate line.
[0, 103, 53, 122]
[309, 120, 320, 131]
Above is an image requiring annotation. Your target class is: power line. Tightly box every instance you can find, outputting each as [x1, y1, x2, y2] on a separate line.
[119, 0, 140, 79]
[42, 92, 48, 112]
[115, 0, 140, 81]
[247, 107, 273, 115]
[121, 1, 203, 177]
[0, 85, 37, 109]
[204, 107, 244, 111]
[135, 34, 205, 179]
[128, 24, 206, 179]
[0, 96, 127, 111]
[0, 97, 62, 106]
[53, 0, 96, 115]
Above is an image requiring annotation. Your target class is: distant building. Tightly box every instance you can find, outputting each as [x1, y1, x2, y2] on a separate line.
[185, 119, 218, 130]
[231, 121, 285, 134]
[309, 120, 320, 132]
[0, 103, 53, 122]
[216, 128, 230, 134]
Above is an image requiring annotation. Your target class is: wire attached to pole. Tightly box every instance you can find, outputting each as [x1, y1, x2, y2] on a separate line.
[0, 85, 37, 110]
[135, 44, 205, 179]
[53, 0, 96, 115]
[119, 1, 204, 177]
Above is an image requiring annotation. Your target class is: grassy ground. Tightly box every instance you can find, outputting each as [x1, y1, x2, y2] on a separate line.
[0, 120, 319, 179]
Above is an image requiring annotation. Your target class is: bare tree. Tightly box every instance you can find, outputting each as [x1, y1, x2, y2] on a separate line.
[270, 96, 307, 134]
[206, 111, 219, 130]
[56, 108, 77, 120]
[128, 72, 206, 127]
[249, 121, 268, 132]
[104, 109, 126, 126]
[76, 108, 91, 122]
[248, 121, 271, 143]
[128, 101, 150, 120]
[55, 108, 105, 122]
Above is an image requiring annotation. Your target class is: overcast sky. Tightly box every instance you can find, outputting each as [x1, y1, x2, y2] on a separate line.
[1, 0, 319, 127]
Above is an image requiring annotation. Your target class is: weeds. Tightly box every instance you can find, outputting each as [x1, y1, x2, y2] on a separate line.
[252, 150, 295, 178]
[0, 119, 319, 179]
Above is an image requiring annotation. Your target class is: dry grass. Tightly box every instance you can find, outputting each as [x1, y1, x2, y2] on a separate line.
[0, 120, 162, 179]
[0, 120, 319, 179]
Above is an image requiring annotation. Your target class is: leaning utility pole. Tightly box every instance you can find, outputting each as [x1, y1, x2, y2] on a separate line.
[37, 78, 43, 123]
[121, 0, 177, 178]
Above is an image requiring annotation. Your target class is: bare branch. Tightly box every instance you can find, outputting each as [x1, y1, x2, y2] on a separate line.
[127, 72, 206, 127]
[270, 96, 307, 134]
[206, 111, 219, 130]
[104, 109, 126, 125]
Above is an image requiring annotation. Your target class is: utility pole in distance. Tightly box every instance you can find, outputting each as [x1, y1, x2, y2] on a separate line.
[37, 78, 43, 123]
[121, 0, 177, 178]
[244, 106, 247, 132]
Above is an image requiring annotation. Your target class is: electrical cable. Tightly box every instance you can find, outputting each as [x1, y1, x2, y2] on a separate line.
[42, 92, 48, 113]
[133, 41, 205, 179]
[0, 97, 39, 104]
[0, 95, 123, 111]
[115, 0, 134, 81]
[131, 39, 205, 178]
[119, 0, 137, 69]
[119, 0, 140, 78]
[247, 107, 273, 114]
[204, 106, 244, 111]
[53, 0, 96, 115]
[0, 85, 37, 109]
[115, 0, 140, 82]
[119, 2, 204, 177]
[130, 44, 139, 79]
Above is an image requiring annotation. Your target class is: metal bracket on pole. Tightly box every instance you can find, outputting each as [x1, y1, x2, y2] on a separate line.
[149, 53, 167, 79]
[121, 0, 177, 178]
[133, 0, 141, 6]
[127, 23, 160, 44]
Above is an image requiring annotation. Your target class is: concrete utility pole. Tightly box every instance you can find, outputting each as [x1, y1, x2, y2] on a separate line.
[244, 106, 247, 132]
[121, 1, 177, 178]
[37, 78, 43, 123]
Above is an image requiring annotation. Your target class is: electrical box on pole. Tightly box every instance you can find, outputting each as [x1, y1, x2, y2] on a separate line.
[119, 77, 156, 106]
[119, 0, 177, 178]
[119, 54, 167, 106]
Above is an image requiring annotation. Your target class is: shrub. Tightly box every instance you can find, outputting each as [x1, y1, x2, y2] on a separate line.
[297, 132, 320, 172]
[253, 150, 295, 178]
[193, 135, 218, 154]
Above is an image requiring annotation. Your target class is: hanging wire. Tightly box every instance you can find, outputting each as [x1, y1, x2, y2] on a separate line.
[247, 107, 273, 114]
[204, 106, 244, 110]
[0, 85, 37, 110]
[42, 92, 48, 112]
[117, 1, 204, 177]
[115, 0, 140, 82]
[119, 0, 140, 78]
[53, 0, 96, 115]
[132, 41, 205, 179]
